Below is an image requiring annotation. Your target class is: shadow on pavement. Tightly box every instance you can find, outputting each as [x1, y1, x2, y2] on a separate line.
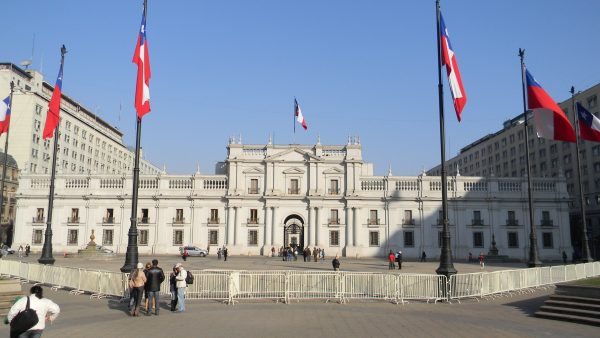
[503, 293, 550, 316]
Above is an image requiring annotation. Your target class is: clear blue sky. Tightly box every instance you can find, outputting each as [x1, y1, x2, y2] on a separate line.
[2, 1, 599, 175]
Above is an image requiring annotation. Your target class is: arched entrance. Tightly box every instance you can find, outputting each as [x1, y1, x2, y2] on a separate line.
[283, 215, 304, 251]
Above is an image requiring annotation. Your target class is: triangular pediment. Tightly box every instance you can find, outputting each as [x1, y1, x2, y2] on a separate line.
[242, 167, 265, 174]
[267, 147, 320, 162]
[282, 167, 305, 174]
[323, 167, 344, 174]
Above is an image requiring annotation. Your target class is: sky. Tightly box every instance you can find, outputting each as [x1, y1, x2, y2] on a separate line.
[1, 1, 599, 175]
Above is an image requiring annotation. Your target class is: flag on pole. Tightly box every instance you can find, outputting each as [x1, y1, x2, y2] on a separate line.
[294, 98, 307, 131]
[0, 95, 11, 135]
[440, 13, 467, 121]
[133, 6, 151, 118]
[42, 63, 64, 139]
[576, 102, 600, 142]
[526, 70, 575, 142]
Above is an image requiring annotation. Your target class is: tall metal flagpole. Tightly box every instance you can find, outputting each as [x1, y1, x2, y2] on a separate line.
[0, 81, 15, 232]
[39, 45, 67, 265]
[519, 49, 541, 267]
[435, 0, 457, 278]
[570, 87, 593, 263]
[121, 0, 147, 273]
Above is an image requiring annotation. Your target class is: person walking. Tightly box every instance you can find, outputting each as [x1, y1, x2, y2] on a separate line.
[420, 251, 427, 262]
[169, 265, 178, 312]
[223, 247, 228, 261]
[396, 251, 403, 270]
[320, 249, 325, 262]
[271, 246, 275, 257]
[175, 263, 187, 312]
[7, 285, 60, 338]
[129, 262, 147, 316]
[145, 259, 165, 316]
[25, 245, 31, 257]
[332, 255, 340, 271]
[478, 252, 485, 269]
[217, 248, 222, 260]
[562, 251, 567, 264]
[388, 250, 396, 270]
[17, 245, 23, 258]
[181, 247, 188, 261]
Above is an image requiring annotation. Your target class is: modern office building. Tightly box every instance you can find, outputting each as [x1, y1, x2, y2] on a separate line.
[0, 151, 18, 246]
[14, 139, 572, 261]
[0, 62, 160, 176]
[427, 82, 600, 259]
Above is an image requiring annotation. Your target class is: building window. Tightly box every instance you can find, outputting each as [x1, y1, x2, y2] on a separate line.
[140, 208, 149, 223]
[248, 230, 258, 246]
[329, 179, 339, 195]
[67, 229, 78, 246]
[404, 231, 414, 247]
[103, 229, 113, 245]
[69, 208, 79, 223]
[104, 208, 114, 224]
[507, 211, 517, 226]
[208, 230, 219, 245]
[507, 232, 519, 248]
[329, 230, 340, 246]
[173, 230, 183, 245]
[35, 208, 44, 222]
[541, 211, 552, 226]
[249, 179, 259, 194]
[289, 179, 299, 194]
[369, 231, 379, 246]
[587, 95, 597, 108]
[473, 232, 484, 248]
[472, 210, 482, 226]
[403, 210, 413, 225]
[249, 209, 258, 224]
[368, 210, 379, 225]
[138, 230, 149, 245]
[209, 209, 219, 223]
[32, 230, 43, 245]
[542, 232, 554, 249]
[175, 209, 184, 223]
[329, 209, 339, 225]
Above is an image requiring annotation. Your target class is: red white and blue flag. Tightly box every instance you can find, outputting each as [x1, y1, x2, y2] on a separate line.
[43, 63, 64, 139]
[526, 70, 575, 142]
[294, 98, 307, 131]
[133, 7, 151, 118]
[577, 102, 600, 142]
[0, 95, 11, 135]
[440, 13, 467, 121]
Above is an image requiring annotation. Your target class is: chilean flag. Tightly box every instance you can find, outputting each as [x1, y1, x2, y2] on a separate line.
[133, 7, 151, 118]
[577, 102, 600, 142]
[294, 98, 307, 131]
[42, 63, 63, 139]
[440, 13, 467, 121]
[0, 95, 11, 135]
[526, 70, 575, 142]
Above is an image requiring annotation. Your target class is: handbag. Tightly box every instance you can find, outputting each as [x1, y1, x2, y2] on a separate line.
[10, 296, 39, 336]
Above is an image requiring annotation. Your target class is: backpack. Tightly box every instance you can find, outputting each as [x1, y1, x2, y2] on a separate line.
[10, 296, 39, 336]
[185, 270, 194, 285]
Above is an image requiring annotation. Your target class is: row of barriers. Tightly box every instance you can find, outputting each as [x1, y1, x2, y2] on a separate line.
[1, 260, 599, 304]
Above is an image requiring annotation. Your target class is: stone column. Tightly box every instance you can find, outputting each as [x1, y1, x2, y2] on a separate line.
[315, 207, 323, 247]
[234, 206, 241, 246]
[227, 207, 234, 245]
[308, 206, 315, 247]
[345, 207, 353, 249]
[353, 208, 360, 247]
[271, 207, 279, 247]
[264, 206, 272, 247]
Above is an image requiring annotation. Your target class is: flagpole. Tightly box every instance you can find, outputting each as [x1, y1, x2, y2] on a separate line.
[0, 81, 14, 231]
[39, 45, 67, 265]
[519, 48, 541, 267]
[570, 86, 593, 263]
[121, 0, 147, 273]
[434, 0, 457, 279]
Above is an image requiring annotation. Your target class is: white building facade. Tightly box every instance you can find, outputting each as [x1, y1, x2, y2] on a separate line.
[14, 140, 573, 260]
[0, 62, 160, 176]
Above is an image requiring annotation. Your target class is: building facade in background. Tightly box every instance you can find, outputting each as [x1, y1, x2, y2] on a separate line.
[0, 152, 18, 246]
[0, 62, 160, 176]
[427, 82, 600, 259]
[14, 140, 572, 261]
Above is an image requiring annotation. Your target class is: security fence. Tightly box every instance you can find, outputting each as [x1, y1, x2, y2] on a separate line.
[1, 260, 599, 304]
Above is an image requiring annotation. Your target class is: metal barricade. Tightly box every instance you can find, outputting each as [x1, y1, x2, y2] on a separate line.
[185, 271, 230, 301]
[399, 274, 447, 303]
[449, 272, 482, 300]
[286, 271, 340, 302]
[236, 271, 286, 301]
[343, 272, 397, 303]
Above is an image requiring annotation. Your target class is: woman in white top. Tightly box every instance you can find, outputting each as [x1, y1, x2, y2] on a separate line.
[7, 285, 60, 338]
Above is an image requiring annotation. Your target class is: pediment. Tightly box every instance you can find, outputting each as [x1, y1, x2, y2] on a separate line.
[323, 167, 344, 174]
[282, 167, 305, 174]
[242, 167, 265, 174]
[267, 148, 321, 162]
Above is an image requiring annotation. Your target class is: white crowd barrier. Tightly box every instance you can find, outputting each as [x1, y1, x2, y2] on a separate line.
[1, 260, 598, 304]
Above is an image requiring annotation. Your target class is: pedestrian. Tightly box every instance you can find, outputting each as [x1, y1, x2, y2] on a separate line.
[223, 247, 228, 261]
[332, 255, 341, 271]
[145, 259, 165, 316]
[396, 251, 403, 270]
[478, 252, 485, 269]
[175, 263, 187, 312]
[562, 251, 567, 264]
[468, 252, 473, 262]
[17, 245, 23, 258]
[143, 262, 152, 313]
[217, 248, 222, 260]
[320, 249, 325, 262]
[303, 247, 308, 262]
[7, 285, 60, 338]
[313, 248, 318, 262]
[182, 247, 188, 261]
[25, 245, 31, 257]
[169, 265, 178, 312]
[271, 246, 275, 257]
[129, 262, 147, 316]
[388, 250, 396, 270]
[420, 251, 427, 262]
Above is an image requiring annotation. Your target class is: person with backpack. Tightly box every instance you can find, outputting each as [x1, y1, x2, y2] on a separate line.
[175, 263, 188, 312]
[7, 285, 60, 338]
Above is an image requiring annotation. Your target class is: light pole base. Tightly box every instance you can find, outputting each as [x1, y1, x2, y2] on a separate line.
[38, 257, 55, 265]
[526, 260, 542, 268]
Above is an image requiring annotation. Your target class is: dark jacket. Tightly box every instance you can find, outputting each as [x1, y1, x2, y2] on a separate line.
[332, 258, 340, 269]
[145, 266, 165, 292]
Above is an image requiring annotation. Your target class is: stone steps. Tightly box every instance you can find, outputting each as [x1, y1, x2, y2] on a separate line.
[0, 291, 24, 317]
[535, 293, 600, 326]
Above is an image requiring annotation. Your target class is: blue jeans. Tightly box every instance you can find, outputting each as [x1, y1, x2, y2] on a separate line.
[177, 287, 186, 312]
[18, 330, 43, 338]
[147, 290, 160, 313]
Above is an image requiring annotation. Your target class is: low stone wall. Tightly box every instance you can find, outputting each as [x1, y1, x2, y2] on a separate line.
[556, 282, 600, 298]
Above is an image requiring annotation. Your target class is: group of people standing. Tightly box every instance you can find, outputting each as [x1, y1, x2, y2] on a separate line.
[128, 259, 189, 316]
[278, 246, 325, 262]
[16, 245, 31, 258]
[388, 250, 403, 270]
[216, 246, 228, 261]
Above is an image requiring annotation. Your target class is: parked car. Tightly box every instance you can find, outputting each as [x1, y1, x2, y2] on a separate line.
[179, 246, 208, 257]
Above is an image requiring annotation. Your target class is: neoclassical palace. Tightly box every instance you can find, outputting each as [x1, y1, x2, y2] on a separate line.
[13, 139, 573, 260]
